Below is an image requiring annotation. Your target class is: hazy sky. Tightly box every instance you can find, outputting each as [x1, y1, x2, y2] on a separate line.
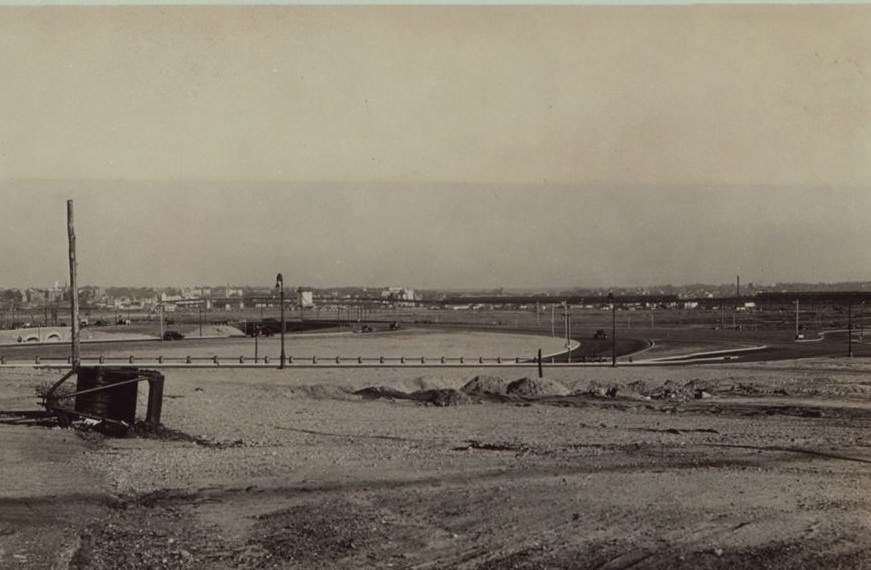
[2, 6, 870, 289]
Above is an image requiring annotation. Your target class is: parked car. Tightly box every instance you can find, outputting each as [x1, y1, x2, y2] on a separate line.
[162, 330, 185, 341]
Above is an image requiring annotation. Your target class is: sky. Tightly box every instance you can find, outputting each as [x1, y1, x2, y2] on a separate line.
[1, 6, 870, 289]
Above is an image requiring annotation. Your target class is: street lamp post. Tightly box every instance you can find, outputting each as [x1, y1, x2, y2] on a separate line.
[848, 299, 853, 358]
[608, 293, 616, 367]
[562, 301, 571, 363]
[794, 299, 800, 340]
[276, 273, 286, 369]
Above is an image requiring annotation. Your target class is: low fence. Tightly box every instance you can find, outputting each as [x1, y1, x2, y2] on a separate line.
[0, 352, 620, 369]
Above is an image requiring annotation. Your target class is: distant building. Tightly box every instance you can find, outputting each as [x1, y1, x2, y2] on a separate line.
[297, 288, 314, 308]
[382, 287, 416, 306]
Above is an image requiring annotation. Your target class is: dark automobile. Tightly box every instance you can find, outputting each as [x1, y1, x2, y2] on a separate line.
[162, 330, 185, 341]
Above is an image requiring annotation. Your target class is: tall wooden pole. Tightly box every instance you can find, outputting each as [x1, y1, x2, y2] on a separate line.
[67, 200, 81, 369]
[277, 273, 286, 369]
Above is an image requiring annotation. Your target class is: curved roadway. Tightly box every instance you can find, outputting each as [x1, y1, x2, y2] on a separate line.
[0, 326, 868, 365]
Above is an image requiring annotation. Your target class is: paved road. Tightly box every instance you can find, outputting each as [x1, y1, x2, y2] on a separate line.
[0, 326, 867, 366]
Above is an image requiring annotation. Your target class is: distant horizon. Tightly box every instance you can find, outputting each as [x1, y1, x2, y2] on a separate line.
[6, 279, 871, 293]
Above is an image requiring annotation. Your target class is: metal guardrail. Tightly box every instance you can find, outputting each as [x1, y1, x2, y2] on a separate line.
[0, 353, 621, 369]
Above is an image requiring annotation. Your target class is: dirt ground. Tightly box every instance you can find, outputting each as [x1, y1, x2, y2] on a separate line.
[2, 356, 871, 569]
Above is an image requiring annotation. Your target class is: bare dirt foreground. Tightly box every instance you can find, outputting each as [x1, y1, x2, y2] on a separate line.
[3, 359, 871, 569]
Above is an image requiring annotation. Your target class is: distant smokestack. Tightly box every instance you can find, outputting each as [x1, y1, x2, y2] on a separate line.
[736, 275, 741, 299]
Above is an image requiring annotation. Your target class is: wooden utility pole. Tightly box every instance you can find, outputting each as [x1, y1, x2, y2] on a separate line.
[67, 200, 81, 369]
[159, 302, 165, 341]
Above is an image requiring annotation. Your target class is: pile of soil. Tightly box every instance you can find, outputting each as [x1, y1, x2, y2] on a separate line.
[505, 377, 570, 398]
[354, 386, 408, 400]
[406, 375, 460, 391]
[586, 380, 622, 398]
[353, 386, 473, 407]
[585, 379, 714, 401]
[624, 379, 651, 395]
[460, 375, 511, 395]
[409, 389, 473, 407]
[648, 379, 700, 401]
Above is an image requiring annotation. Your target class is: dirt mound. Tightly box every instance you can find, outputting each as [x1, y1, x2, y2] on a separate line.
[581, 378, 715, 401]
[406, 375, 461, 391]
[354, 386, 408, 400]
[624, 379, 651, 395]
[505, 377, 570, 398]
[408, 389, 474, 407]
[354, 386, 473, 406]
[585, 380, 621, 398]
[649, 379, 698, 401]
[461, 375, 510, 395]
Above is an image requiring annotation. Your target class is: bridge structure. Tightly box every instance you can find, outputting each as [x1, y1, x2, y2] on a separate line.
[1, 326, 67, 345]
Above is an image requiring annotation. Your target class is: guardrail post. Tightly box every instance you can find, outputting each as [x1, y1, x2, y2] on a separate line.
[441, 356, 445, 364]
[35, 356, 40, 364]
[264, 356, 270, 364]
[358, 356, 363, 364]
[288, 356, 293, 364]
[129, 355, 135, 364]
[158, 356, 163, 364]
[240, 356, 244, 364]
[400, 356, 405, 364]
[186, 355, 192, 364]
[312, 356, 317, 364]
[213, 356, 219, 364]
[460, 356, 464, 364]
[379, 356, 384, 364]
[479, 356, 483, 364]
[497, 356, 502, 363]
[99, 355, 105, 364]
[421, 356, 425, 364]
[336, 356, 341, 364]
